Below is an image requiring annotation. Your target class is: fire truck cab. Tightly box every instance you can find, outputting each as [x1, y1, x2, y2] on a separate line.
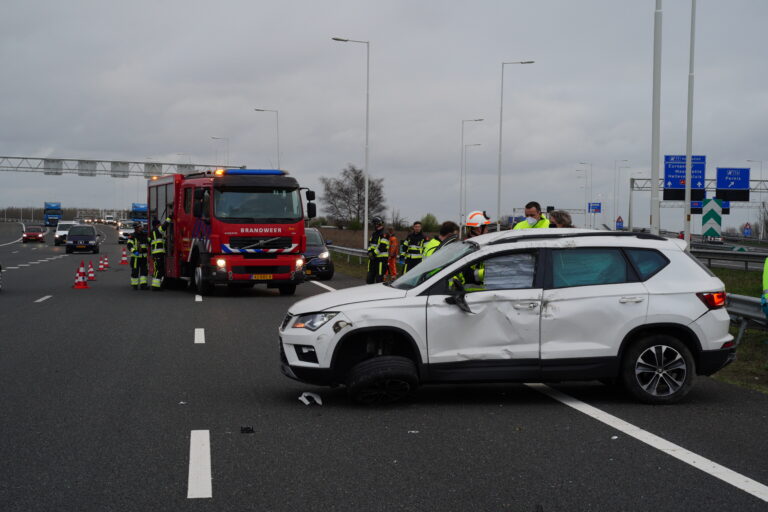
[148, 169, 316, 296]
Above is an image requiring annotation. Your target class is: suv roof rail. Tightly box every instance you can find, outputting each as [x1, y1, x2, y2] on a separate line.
[489, 231, 668, 245]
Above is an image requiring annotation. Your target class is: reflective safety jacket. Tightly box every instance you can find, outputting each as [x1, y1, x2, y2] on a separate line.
[423, 234, 458, 259]
[128, 232, 149, 258]
[763, 258, 768, 301]
[150, 217, 171, 255]
[402, 232, 426, 259]
[513, 216, 550, 230]
[367, 228, 390, 259]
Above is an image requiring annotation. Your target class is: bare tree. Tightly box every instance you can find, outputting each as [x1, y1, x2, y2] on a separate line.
[320, 164, 386, 226]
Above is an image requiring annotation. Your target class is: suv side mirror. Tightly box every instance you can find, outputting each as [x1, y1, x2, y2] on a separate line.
[305, 190, 316, 201]
[325, 239, 333, 245]
[444, 278, 472, 313]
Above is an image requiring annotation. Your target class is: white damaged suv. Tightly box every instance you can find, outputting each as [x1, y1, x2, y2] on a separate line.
[279, 230, 735, 404]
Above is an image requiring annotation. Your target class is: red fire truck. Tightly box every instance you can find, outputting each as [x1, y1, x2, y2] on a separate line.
[147, 169, 316, 295]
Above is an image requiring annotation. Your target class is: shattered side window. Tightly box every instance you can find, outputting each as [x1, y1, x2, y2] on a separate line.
[484, 253, 536, 290]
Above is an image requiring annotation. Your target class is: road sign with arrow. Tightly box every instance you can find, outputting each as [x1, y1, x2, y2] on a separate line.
[663, 155, 706, 200]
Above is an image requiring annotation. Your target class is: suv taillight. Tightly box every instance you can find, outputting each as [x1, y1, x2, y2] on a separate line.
[697, 292, 726, 309]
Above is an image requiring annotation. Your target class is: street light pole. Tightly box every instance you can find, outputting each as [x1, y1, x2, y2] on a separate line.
[496, 60, 534, 230]
[579, 162, 593, 227]
[576, 169, 588, 227]
[747, 159, 764, 240]
[464, 143, 482, 229]
[254, 108, 281, 170]
[460, 119, 483, 225]
[211, 137, 230, 167]
[333, 37, 370, 248]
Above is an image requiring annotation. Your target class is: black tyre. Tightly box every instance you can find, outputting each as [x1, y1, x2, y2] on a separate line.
[346, 356, 419, 405]
[54, 241, 60, 246]
[65, 247, 73, 254]
[193, 262, 214, 295]
[318, 268, 335, 281]
[93, 247, 100, 254]
[278, 284, 296, 296]
[621, 335, 695, 404]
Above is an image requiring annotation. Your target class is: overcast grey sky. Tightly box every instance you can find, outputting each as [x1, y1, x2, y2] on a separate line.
[1, 0, 766, 231]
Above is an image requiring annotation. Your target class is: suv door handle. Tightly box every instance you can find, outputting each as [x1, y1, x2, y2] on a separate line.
[513, 302, 539, 310]
[619, 296, 645, 303]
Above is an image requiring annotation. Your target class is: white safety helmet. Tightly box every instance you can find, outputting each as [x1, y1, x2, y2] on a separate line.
[465, 210, 491, 228]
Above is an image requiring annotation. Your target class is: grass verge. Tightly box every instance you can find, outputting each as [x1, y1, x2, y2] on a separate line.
[329, 252, 768, 393]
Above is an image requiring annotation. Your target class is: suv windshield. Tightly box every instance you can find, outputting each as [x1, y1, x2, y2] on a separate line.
[69, 226, 95, 236]
[306, 229, 324, 246]
[391, 240, 478, 290]
[57, 223, 74, 231]
[214, 187, 302, 223]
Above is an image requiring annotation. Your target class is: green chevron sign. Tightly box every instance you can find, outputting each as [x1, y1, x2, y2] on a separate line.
[702, 198, 722, 237]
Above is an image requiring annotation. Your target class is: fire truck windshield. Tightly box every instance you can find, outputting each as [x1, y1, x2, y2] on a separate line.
[214, 187, 302, 223]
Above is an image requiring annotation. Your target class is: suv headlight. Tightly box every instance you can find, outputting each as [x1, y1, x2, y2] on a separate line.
[292, 312, 338, 331]
[318, 251, 330, 260]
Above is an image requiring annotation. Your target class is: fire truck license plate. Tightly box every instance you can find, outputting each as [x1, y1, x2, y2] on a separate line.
[252, 274, 272, 280]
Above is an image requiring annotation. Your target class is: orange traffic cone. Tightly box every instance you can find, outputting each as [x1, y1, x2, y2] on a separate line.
[73, 261, 89, 289]
[98, 257, 105, 271]
[87, 261, 96, 281]
[104, 255, 110, 268]
[120, 248, 128, 265]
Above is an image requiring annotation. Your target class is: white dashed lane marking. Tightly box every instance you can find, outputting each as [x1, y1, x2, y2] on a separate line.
[195, 295, 202, 302]
[187, 430, 212, 499]
[34, 295, 52, 303]
[194, 328, 205, 344]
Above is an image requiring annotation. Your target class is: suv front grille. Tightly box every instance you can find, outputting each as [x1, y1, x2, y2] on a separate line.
[229, 236, 293, 249]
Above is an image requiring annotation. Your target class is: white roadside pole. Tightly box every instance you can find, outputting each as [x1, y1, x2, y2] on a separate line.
[650, 0, 663, 235]
[683, 0, 697, 244]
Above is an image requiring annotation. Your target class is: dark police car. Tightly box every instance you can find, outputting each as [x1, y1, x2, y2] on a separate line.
[303, 228, 334, 280]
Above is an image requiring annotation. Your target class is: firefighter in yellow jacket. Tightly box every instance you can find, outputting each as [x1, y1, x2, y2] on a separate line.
[366, 216, 390, 284]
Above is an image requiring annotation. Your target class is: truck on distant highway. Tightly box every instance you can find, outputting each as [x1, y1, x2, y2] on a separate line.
[43, 202, 62, 226]
[130, 203, 148, 225]
[147, 169, 316, 295]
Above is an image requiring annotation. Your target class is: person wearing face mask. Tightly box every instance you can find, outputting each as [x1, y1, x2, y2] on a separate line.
[548, 210, 573, 228]
[512, 201, 550, 230]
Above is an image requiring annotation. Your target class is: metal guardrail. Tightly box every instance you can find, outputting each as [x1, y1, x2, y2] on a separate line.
[726, 293, 767, 345]
[690, 248, 768, 271]
[328, 244, 368, 264]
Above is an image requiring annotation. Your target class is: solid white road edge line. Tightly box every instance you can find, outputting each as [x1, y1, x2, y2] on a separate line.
[195, 295, 202, 302]
[194, 328, 205, 344]
[187, 430, 212, 499]
[525, 383, 768, 503]
[310, 280, 768, 502]
[34, 295, 52, 303]
[309, 280, 336, 292]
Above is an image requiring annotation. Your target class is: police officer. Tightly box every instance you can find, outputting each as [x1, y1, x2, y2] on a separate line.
[512, 201, 550, 229]
[149, 215, 171, 291]
[401, 221, 427, 273]
[128, 222, 149, 290]
[366, 216, 390, 284]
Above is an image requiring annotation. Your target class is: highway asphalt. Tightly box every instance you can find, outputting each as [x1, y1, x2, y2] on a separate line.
[1, 222, 767, 511]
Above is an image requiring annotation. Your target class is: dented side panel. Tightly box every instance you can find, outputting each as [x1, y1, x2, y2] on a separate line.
[426, 289, 543, 363]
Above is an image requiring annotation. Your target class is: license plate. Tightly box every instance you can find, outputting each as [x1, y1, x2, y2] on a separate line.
[252, 274, 273, 280]
[305, 269, 312, 275]
[77, 245, 86, 249]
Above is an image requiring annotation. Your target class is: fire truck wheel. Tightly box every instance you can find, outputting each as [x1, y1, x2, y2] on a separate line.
[193, 263, 214, 295]
[278, 284, 296, 296]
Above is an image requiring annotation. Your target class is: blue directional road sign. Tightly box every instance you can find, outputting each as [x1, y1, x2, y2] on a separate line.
[691, 200, 703, 214]
[664, 155, 706, 200]
[588, 202, 601, 213]
[715, 167, 750, 201]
